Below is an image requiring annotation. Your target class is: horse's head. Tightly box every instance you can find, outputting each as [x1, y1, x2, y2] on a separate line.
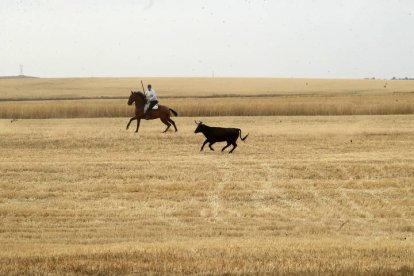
[128, 91, 145, 106]
[194, 120, 204, 133]
[128, 91, 135, 105]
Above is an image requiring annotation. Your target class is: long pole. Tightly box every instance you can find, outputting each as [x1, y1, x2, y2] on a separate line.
[141, 80, 145, 93]
[141, 81, 147, 115]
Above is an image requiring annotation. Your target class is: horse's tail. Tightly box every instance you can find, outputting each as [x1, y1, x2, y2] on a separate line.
[239, 129, 249, 141]
[169, 108, 178, 117]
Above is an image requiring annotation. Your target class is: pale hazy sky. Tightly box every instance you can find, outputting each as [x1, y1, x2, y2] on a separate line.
[1, 0, 413, 78]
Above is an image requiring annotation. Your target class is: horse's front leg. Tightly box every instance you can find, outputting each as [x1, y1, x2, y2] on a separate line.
[135, 118, 141, 133]
[126, 116, 137, 130]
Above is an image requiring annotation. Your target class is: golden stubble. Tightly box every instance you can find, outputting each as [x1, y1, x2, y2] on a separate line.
[0, 116, 413, 274]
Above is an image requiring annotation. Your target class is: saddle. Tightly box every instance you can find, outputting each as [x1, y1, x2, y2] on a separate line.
[144, 103, 159, 113]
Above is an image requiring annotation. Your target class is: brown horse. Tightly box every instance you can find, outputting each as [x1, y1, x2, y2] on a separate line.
[126, 91, 178, 133]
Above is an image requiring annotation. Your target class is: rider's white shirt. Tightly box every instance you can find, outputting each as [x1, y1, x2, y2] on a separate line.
[145, 89, 158, 102]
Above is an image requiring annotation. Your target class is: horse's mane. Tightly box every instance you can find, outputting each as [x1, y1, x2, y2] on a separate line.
[132, 91, 146, 101]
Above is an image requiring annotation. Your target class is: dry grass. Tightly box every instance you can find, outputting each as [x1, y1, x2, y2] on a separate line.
[0, 116, 413, 274]
[1, 77, 413, 118]
[1, 93, 413, 118]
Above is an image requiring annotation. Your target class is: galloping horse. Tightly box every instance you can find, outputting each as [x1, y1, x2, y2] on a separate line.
[126, 91, 178, 133]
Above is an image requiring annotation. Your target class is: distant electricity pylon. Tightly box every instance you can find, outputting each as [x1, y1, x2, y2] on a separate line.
[19, 64, 24, 76]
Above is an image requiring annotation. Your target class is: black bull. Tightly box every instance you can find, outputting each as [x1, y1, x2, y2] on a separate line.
[194, 121, 249, 153]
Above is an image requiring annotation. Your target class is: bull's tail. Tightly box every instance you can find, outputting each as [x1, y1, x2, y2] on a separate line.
[239, 129, 249, 141]
[169, 108, 178, 117]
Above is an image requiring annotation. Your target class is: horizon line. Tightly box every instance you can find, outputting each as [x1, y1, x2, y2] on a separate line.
[1, 74, 411, 81]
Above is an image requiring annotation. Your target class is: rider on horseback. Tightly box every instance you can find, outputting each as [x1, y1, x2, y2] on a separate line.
[144, 84, 158, 118]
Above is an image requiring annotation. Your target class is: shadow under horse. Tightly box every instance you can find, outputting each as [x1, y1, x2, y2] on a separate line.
[127, 91, 178, 133]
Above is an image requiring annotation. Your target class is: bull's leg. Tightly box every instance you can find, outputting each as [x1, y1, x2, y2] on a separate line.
[126, 116, 137, 130]
[161, 118, 171, 133]
[200, 139, 209, 151]
[135, 119, 141, 133]
[221, 142, 231, 152]
[208, 142, 216, 151]
[229, 142, 237, 153]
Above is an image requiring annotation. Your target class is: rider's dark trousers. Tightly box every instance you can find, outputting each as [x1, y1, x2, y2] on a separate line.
[145, 100, 158, 115]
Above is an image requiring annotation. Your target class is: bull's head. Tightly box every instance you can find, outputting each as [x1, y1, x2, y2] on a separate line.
[194, 120, 203, 133]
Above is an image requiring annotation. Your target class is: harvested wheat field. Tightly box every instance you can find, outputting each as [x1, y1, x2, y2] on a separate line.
[0, 116, 413, 274]
[2, 77, 413, 100]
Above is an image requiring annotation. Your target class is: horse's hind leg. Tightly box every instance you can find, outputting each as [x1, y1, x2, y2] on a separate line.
[161, 118, 171, 133]
[167, 117, 178, 132]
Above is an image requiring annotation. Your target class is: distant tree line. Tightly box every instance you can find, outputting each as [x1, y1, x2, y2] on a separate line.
[364, 77, 414, 80]
[391, 77, 414, 80]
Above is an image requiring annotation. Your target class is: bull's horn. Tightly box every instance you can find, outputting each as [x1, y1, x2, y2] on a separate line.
[194, 120, 199, 124]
